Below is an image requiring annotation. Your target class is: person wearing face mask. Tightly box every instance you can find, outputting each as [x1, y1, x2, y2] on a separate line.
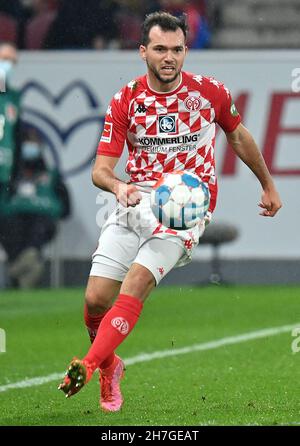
[0, 42, 21, 281]
[1, 127, 71, 288]
[0, 42, 20, 189]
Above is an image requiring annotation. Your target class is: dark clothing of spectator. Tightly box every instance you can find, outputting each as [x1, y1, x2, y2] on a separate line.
[0, 0, 24, 19]
[1, 144, 71, 288]
[2, 213, 57, 261]
[44, 0, 120, 49]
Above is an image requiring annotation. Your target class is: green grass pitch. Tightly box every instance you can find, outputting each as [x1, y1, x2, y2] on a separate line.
[0, 285, 300, 426]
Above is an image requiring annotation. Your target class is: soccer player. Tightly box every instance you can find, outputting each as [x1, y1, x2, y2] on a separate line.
[59, 11, 282, 411]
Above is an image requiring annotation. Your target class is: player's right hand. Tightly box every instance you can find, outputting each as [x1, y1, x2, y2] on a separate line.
[115, 182, 142, 207]
[258, 187, 282, 217]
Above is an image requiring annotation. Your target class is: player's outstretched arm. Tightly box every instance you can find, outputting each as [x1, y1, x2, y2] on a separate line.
[92, 155, 142, 207]
[225, 123, 282, 217]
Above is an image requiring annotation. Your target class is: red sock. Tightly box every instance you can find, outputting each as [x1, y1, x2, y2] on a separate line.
[83, 304, 115, 369]
[84, 294, 143, 368]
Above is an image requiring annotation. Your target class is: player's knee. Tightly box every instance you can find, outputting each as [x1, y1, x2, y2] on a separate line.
[85, 289, 111, 315]
[140, 272, 156, 291]
[122, 266, 156, 301]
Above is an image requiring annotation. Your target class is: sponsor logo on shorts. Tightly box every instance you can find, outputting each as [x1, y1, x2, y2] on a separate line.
[111, 317, 129, 335]
[184, 239, 193, 250]
[100, 121, 113, 143]
[158, 267, 165, 276]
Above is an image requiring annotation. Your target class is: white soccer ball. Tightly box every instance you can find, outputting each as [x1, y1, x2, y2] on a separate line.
[150, 171, 210, 230]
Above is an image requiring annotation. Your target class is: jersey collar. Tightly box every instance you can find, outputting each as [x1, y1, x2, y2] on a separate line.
[145, 72, 183, 96]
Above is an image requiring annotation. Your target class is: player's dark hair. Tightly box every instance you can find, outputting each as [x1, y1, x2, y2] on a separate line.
[141, 11, 188, 46]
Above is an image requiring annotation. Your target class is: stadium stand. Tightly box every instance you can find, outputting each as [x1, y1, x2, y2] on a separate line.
[212, 0, 300, 48]
[0, 13, 18, 44]
[1, 0, 299, 49]
[24, 0, 57, 49]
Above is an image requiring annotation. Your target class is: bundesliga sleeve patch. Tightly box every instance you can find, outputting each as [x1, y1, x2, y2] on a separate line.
[230, 102, 239, 117]
[100, 122, 113, 143]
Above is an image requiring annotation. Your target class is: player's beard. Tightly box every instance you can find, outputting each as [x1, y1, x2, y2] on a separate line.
[146, 60, 180, 84]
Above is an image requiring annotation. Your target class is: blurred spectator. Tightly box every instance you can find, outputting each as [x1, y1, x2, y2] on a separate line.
[24, 0, 58, 49]
[0, 0, 212, 50]
[0, 0, 24, 19]
[44, 0, 120, 49]
[109, 1, 160, 49]
[0, 15, 17, 45]
[113, 0, 144, 49]
[0, 1, 35, 47]
[0, 42, 21, 244]
[0, 0, 22, 44]
[158, 0, 211, 48]
[1, 127, 71, 288]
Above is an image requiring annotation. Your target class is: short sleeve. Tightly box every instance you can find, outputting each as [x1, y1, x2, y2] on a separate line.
[213, 81, 241, 133]
[97, 89, 129, 158]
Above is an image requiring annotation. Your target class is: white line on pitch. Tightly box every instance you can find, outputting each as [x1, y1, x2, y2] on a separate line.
[0, 322, 298, 393]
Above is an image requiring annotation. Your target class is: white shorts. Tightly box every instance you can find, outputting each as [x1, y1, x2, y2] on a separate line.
[90, 190, 206, 285]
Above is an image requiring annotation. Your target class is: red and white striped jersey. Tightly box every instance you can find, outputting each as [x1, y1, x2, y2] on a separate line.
[97, 71, 241, 212]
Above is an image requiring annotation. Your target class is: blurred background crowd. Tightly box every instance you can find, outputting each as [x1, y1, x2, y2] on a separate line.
[0, 0, 299, 51]
[0, 0, 299, 289]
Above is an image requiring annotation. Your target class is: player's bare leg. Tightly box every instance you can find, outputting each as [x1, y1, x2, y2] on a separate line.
[120, 263, 156, 302]
[85, 276, 121, 315]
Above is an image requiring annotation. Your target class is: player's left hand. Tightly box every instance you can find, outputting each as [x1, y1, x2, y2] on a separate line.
[258, 188, 282, 217]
